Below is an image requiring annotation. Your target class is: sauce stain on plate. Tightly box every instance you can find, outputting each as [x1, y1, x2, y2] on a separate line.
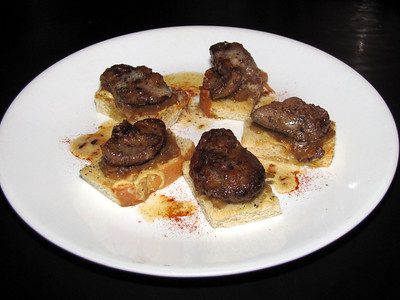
[139, 194, 197, 221]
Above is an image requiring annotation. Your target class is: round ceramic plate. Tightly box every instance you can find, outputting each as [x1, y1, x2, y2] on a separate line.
[0, 26, 398, 277]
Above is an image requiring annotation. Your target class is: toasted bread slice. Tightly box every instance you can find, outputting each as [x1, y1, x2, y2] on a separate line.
[242, 120, 336, 167]
[80, 134, 194, 207]
[95, 88, 190, 127]
[182, 161, 281, 228]
[199, 88, 276, 121]
[198, 65, 275, 121]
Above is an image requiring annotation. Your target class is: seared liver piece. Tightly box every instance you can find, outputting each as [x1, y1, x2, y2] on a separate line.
[190, 128, 265, 203]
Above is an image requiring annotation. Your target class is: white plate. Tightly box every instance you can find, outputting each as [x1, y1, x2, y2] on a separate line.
[0, 26, 398, 277]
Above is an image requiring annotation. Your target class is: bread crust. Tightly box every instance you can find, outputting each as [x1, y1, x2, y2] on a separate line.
[80, 133, 194, 207]
[95, 88, 189, 127]
[182, 161, 281, 228]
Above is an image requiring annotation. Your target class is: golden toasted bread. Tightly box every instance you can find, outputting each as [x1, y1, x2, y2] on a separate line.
[182, 161, 281, 228]
[242, 120, 336, 167]
[199, 87, 276, 121]
[95, 88, 190, 127]
[80, 133, 194, 207]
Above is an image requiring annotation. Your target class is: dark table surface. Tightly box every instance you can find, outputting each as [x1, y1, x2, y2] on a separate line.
[1, 0, 399, 298]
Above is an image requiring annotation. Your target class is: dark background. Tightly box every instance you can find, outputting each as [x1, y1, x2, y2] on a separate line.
[1, 0, 399, 298]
